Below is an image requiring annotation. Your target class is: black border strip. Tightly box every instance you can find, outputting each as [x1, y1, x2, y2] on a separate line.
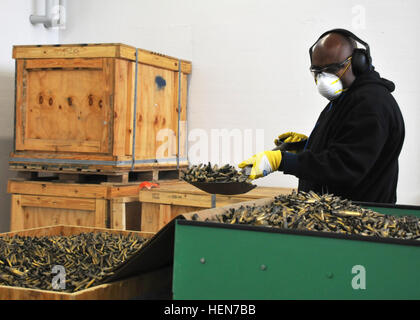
[354, 201, 420, 211]
[177, 219, 420, 247]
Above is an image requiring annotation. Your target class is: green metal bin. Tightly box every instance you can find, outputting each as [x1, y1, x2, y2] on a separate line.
[172, 201, 420, 300]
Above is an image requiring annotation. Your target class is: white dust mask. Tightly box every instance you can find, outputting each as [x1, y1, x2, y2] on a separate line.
[315, 72, 345, 101]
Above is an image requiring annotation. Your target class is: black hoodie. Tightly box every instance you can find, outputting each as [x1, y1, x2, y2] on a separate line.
[281, 70, 405, 203]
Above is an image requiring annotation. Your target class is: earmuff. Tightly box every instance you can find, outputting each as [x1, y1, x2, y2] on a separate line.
[309, 28, 372, 77]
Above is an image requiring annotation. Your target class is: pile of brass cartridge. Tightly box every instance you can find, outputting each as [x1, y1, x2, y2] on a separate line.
[181, 163, 251, 183]
[0, 232, 146, 292]
[211, 191, 420, 240]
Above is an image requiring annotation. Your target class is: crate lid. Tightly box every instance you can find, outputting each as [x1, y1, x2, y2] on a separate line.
[12, 43, 191, 74]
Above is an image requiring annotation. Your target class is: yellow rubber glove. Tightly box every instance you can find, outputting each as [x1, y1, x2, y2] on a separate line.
[274, 132, 308, 145]
[238, 150, 282, 180]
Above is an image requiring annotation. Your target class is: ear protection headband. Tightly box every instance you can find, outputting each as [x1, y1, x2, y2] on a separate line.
[309, 28, 372, 76]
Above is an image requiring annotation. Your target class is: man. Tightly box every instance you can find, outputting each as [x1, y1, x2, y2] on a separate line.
[239, 29, 405, 203]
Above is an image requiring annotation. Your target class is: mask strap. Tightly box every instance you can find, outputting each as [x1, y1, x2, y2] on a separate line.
[334, 88, 348, 95]
[331, 57, 352, 84]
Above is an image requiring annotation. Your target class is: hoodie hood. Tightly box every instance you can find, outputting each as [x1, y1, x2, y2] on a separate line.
[349, 68, 395, 93]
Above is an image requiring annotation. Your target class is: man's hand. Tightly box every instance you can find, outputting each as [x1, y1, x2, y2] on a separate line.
[274, 132, 308, 153]
[274, 132, 308, 145]
[238, 150, 282, 180]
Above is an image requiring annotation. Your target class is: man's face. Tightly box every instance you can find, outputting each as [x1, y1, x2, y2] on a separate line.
[310, 34, 355, 88]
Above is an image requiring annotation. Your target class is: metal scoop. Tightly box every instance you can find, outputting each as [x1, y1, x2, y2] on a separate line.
[187, 180, 257, 195]
[182, 164, 256, 195]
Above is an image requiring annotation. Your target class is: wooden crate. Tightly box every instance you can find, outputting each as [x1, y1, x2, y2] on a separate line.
[7, 179, 150, 232]
[0, 225, 171, 300]
[10, 43, 191, 174]
[139, 181, 294, 232]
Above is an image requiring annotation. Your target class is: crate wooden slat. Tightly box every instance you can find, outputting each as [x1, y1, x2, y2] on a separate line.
[7, 179, 149, 232]
[10, 43, 191, 174]
[12, 43, 191, 73]
[138, 181, 294, 233]
[0, 225, 170, 300]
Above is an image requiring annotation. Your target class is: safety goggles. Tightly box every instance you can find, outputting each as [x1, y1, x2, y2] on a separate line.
[310, 56, 352, 78]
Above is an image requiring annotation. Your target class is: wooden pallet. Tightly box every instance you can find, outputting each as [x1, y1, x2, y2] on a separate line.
[11, 165, 183, 183]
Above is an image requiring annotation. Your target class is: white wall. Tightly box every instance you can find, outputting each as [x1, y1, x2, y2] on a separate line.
[0, 1, 59, 232]
[0, 1, 418, 232]
[59, 0, 420, 205]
